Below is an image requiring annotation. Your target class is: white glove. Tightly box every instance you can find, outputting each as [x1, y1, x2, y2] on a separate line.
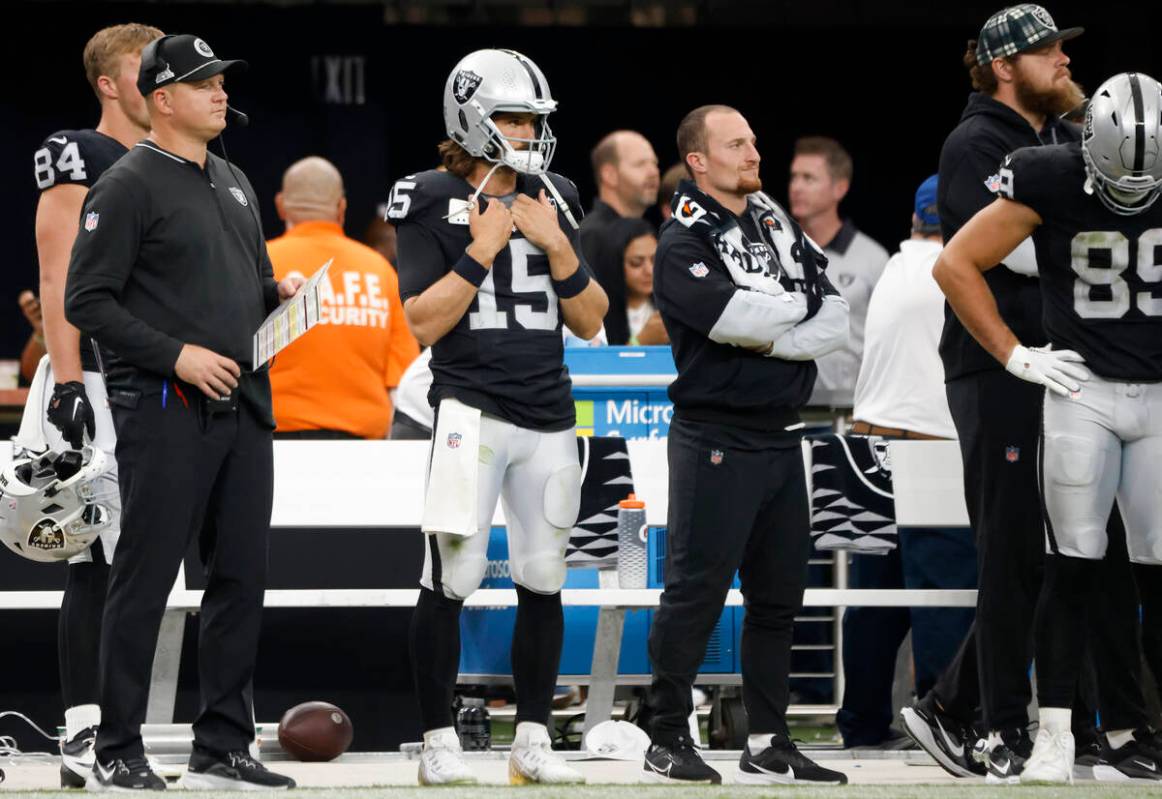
[1005, 344, 1091, 397]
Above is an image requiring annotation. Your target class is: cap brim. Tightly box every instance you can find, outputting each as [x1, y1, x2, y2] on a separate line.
[180, 58, 248, 83]
[1025, 26, 1084, 52]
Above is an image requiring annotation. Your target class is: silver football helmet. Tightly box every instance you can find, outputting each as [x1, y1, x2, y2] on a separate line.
[0, 446, 114, 563]
[1082, 72, 1162, 216]
[443, 49, 557, 176]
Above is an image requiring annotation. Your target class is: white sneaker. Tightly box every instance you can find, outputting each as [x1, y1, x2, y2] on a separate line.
[418, 728, 477, 786]
[1020, 728, 1075, 784]
[509, 723, 584, 785]
[60, 725, 97, 788]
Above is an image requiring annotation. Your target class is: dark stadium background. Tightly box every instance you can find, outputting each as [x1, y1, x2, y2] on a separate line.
[2, 0, 1160, 751]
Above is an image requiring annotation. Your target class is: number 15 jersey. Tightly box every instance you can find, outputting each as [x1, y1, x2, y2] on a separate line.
[1000, 142, 1162, 381]
[390, 168, 589, 431]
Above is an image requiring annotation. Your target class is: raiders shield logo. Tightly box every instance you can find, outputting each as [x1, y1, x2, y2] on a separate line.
[229, 187, 248, 207]
[453, 70, 483, 104]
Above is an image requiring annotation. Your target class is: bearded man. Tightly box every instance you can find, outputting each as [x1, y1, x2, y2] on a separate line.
[900, 5, 1153, 785]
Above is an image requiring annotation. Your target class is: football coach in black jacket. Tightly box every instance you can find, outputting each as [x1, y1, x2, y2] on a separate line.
[640, 105, 849, 786]
[66, 34, 300, 791]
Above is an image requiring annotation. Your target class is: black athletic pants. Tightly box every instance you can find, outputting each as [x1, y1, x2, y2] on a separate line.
[95, 391, 273, 763]
[932, 370, 1146, 732]
[647, 417, 811, 742]
[59, 548, 110, 710]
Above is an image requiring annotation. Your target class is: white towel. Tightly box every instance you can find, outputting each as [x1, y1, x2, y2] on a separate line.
[421, 398, 482, 537]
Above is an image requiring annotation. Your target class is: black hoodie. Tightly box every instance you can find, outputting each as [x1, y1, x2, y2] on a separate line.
[937, 92, 1079, 381]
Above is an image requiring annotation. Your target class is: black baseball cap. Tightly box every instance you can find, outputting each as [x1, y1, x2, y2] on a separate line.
[137, 34, 247, 97]
[975, 5, 1082, 65]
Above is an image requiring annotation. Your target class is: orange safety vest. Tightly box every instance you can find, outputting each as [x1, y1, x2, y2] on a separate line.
[267, 221, 419, 438]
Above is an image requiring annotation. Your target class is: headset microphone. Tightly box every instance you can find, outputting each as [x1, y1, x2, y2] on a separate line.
[227, 106, 249, 127]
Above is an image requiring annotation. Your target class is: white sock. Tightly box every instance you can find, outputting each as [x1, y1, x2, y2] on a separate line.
[423, 727, 457, 748]
[1039, 707, 1072, 736]
[747, 733, 773, 753]
[1106, 728, 1135, 750]
[514, 721, 550, 746]
[64, 704, 100, 741]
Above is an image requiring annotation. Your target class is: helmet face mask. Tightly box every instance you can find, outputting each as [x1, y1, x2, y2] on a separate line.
[0, 446, 114, 563]
[443, 49, 558, 176]
[1081, 72, 1162, 216]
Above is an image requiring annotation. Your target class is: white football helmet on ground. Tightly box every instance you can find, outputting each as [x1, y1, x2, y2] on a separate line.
[0, 447, 114, 562]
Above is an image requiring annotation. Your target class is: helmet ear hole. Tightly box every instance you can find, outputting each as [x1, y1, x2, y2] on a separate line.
[458, 110, 468, 132]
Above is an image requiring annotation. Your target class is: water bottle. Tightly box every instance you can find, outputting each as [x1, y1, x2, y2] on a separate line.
[617, 494, 648, 588]
[456, 697, 491, 751]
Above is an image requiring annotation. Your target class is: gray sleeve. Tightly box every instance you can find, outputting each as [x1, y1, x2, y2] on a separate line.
[767, 293, 850, 361]
[707, 289, 809, 349]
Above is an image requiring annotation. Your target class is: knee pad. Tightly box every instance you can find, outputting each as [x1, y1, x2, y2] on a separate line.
[513, 551, 566, 595]
[542, 463, 581, 530]
[437, 539, 488, 601]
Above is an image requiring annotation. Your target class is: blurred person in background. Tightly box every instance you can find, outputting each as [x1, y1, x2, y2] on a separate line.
[580, 130, 660, 343]
[268, 156, 418, 439]
[658, 162, 686, 222]
[18, 289, 46, 383]
[603, 217, 667, 345]
[838, 175, 974, 749]
[364, 209, 398, 265]
[789, 136, 888, 407]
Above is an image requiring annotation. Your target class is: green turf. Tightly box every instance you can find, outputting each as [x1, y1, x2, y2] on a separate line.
[4, 786, 1162, 799]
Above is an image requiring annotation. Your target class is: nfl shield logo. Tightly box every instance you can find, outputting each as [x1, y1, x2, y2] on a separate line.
[84, 212, 99, 232]
[689, 262, 710, 278]
[984, 173, 1003, 193]
[709, 449, 724, 465]
[1005, 446, 1020, 463]
[447, 432, 462, 449]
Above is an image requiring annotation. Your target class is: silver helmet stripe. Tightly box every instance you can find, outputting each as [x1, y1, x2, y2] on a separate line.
[1130, 73, 1145, 173]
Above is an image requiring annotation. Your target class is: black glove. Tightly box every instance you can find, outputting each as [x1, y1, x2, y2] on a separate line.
[47, 381, 95, 450]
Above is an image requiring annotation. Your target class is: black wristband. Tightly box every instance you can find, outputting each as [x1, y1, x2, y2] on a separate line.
[552, 267, 590, 299]
[453, 253, 489, 288]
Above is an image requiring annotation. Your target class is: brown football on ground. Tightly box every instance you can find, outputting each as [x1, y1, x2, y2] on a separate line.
[277, 701, 353, 762]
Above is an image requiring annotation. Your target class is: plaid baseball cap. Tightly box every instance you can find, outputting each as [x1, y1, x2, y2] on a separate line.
[913, 174, 940, 235]
[975, 5, 1083, 65]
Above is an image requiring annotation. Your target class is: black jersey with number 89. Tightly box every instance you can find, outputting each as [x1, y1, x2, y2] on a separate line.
[390, 168, 590, 431]
[999, 143, 1162, 381]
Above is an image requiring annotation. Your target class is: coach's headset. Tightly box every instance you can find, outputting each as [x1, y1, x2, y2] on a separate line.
[137, 35, 249, 126]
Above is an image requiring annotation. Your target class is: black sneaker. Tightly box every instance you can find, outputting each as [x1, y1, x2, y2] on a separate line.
[1073, 736, 1106, 780]
[900, 695, 986, 778]
[180, 748, 296, 790]
[87, 757, 166, 791]
[642, 735, 721, 784]
[977, 727, 1033, 784]
[61, 725, 98, 788]
[737, 734, 847, 785]
[1093, 729, 1162, 782]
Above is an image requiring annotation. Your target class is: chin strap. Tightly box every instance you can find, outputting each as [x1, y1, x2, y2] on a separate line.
[444, 161, 580, 232]
[538, 173, 580, 231]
